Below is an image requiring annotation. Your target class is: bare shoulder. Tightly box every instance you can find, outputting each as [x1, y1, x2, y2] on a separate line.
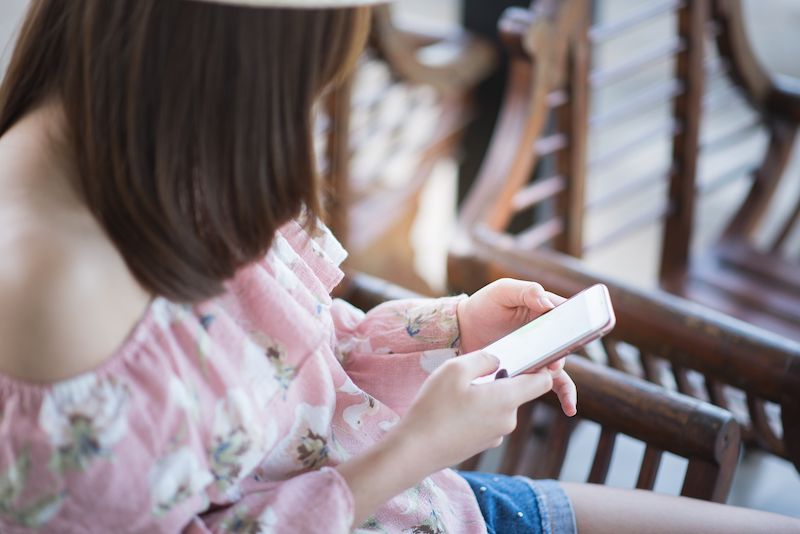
[0, 206, 152, 384]
[0, 104, 153, 384]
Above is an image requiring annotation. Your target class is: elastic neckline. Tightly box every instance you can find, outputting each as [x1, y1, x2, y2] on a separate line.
[0, 297, 161, 395]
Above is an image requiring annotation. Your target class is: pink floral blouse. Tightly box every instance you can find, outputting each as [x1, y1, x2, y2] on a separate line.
[0, 219, 487, 534]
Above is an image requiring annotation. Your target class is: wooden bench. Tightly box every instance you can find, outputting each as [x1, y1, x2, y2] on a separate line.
[340, 271, 742, 502]
[449, 238, 800, 474]
[449, 0, 800, 471]
[457, 0, 800, 338]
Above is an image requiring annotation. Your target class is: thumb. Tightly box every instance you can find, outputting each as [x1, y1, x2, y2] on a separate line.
[494, 279, 553, 310]
[457, 351, 501, 379]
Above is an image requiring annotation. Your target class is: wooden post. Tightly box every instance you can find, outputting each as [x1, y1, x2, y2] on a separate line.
[659, 0, 708, 291]
[554, 6, 590, 257]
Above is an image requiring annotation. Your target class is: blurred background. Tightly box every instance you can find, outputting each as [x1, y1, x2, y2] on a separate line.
[2, 0, 798, 520]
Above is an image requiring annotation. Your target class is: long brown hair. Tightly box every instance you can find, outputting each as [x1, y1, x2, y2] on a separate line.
[0, 0, 369, 302]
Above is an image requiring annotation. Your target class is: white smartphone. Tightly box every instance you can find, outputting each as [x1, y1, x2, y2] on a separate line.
[472, 284, 616, 384]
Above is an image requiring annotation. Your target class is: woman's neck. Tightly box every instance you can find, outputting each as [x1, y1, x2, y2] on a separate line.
[0, 99, 82, 213]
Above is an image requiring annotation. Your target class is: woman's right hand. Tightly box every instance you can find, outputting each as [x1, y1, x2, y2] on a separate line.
[337, 351, 555, 526]
[395, 351, 555, 473]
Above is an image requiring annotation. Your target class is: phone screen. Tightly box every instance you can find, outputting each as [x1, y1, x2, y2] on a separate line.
[473, 284, 614, 384]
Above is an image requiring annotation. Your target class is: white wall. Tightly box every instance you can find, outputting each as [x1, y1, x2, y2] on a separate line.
[0, 0, 28, 75]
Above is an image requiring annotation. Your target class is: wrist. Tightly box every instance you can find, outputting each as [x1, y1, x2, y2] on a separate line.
[336, 424, 434, 526]
[456, 297, 474, 354]
[383, 421, 438, 478]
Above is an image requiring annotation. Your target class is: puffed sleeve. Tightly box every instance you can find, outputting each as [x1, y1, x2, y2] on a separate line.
[331, 295, 466, 416]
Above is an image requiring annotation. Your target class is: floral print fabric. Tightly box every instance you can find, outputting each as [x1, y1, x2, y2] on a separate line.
[0, 219, 487, 534]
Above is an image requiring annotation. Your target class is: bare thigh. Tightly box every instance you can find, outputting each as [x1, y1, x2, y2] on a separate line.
[561, 482, 800, 534]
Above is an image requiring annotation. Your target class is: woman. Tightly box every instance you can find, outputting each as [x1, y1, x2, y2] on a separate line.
[0, 0, 797, 532]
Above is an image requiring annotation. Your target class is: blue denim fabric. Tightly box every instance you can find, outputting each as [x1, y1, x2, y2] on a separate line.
[458, 472, 577, 534]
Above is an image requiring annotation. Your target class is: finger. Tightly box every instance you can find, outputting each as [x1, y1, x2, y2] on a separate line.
[545, 291, 567, 306]
[455, 351, 501, 380]
[546, 357, 565, 372]
[551, 369, 578, 417]
[493, 370, 554, 406]
[527, 285, 555, 310]
[492, 278, 552, 310]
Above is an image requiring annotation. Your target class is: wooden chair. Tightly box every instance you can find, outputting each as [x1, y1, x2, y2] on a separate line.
[456, 0, 800, 338]
[450, 0, 800, 472]
[318, 6, 495, 294]
[449, 239, 800, 474]
[340, 271, 742, 502]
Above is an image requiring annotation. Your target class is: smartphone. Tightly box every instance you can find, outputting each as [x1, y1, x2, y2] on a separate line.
[472, 284, 616, 384]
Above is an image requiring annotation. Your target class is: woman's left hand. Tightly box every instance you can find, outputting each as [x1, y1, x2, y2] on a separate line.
[457, 278, 577, 416]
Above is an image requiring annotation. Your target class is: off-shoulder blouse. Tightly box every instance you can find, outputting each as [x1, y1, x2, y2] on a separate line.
[0, 219, 486, 534]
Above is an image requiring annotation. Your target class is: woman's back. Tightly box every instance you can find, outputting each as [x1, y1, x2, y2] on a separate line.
[0, 121, 480, 530]
[0, 103, 152, 383]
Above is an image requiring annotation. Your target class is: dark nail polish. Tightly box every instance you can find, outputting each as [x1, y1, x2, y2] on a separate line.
[495, 368, 508, 380]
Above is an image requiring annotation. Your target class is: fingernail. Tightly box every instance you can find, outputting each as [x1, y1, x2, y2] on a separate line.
[484, 353, 500, 364]
[494, 368, 509, 380]
[538, 297, 555, 309]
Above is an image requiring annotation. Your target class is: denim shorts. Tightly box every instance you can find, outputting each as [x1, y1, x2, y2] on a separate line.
[458, 472, 577, 534]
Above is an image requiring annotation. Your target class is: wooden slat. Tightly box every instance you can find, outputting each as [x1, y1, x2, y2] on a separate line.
[589, 0, 684, 43]
[672, 366, 700, 397]
[715, 240, 800, 295]
[515, 404, 575, 479]
[587, 428, 617, 484]
[704, 378, 729, 410]
[706, 19, 722, 38]
[720, 388, 755, 443]
[701, 117, 761, 153]
[589, 119, 681, 171]
[547, 89, 568, 108]
[680, 278, 800, 340]
[584, 200, 674, 253]
[696, 161, 756, 195]
[719, 122, 797, 243]
[747, 395, 786, 457]
[315, 114, 331, 138]
[702, 85, 744, 115]
[511, 175, 566, 212]
[590, 37, 685, 88]
[514, 218, 564, 250]
[682, 458, 726, 502]
[555, 13, 590, 258]
[641, 352, 665, 386]
[692, 260, 800, 327]
[499, 401, 536, 475]
[590, 79, 685, 129]
[601, 338, 630, 373]
[704, 57, 729, 83]
[770, 197, 800, 253]
[534, 132, 568, 156]
[636, 446, 664, 490]
[341, 271, 430, 310]
[532, 411, 575, 479]
[587, 167, 669, 210]
[540, 352, 742, 464]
